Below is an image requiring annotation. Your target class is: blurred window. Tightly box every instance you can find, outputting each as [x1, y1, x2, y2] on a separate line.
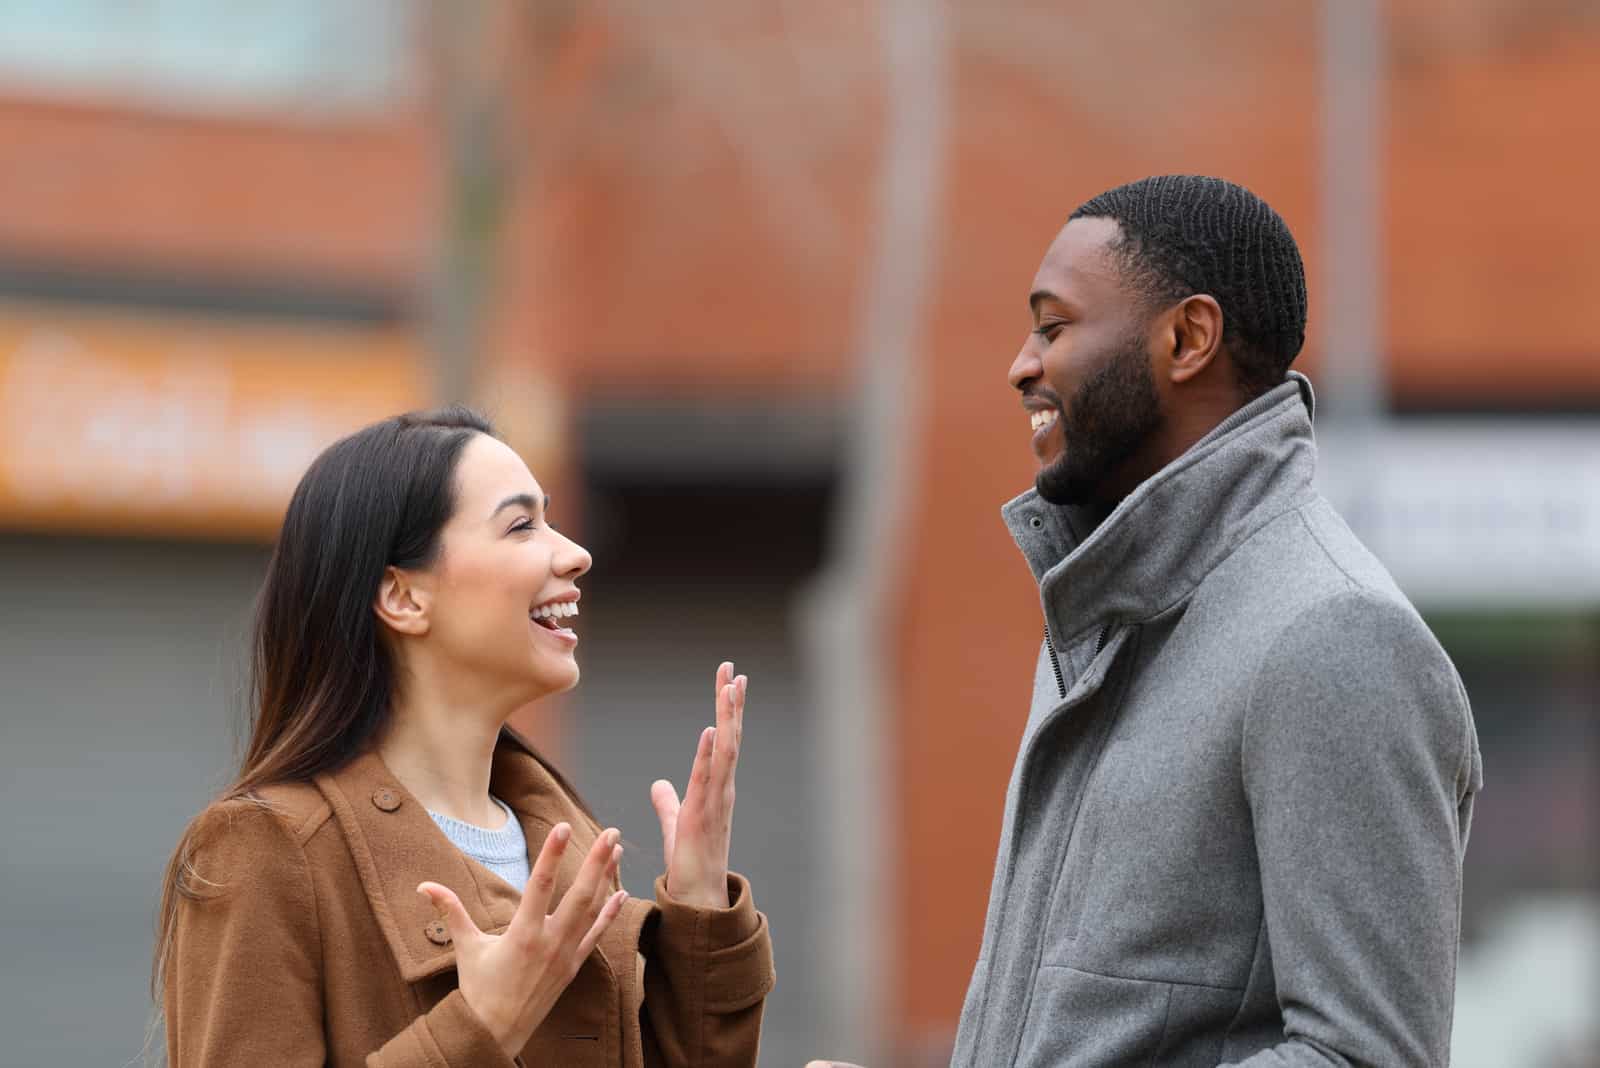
[0, 0, 415, 117]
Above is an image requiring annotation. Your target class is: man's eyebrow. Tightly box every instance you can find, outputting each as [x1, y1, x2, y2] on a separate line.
[1029, 289, 1058, 316]
[490, 493, 549, 519]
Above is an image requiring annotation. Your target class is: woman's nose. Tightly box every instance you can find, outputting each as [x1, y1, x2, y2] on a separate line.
[554, 532, 593, 578]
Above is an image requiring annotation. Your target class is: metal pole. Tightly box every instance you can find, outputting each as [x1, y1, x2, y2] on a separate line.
[1319, 0, 1386, 532]
[427, 0, 506, 407]
[798, 0, 947, 1061]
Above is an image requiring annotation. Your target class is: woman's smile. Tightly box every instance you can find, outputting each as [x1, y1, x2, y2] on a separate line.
[529, 594, 580, 647]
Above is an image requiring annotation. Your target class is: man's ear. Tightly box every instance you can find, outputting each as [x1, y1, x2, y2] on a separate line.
[374, 565, 431, 638]
[1167, 294, 1224, 385]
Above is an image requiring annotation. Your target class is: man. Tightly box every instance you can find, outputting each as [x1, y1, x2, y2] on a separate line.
[946, 175, 1482, 1066]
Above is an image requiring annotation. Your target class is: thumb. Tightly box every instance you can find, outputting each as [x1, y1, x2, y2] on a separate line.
[417, 882, 479, 946]
[650, 779, 680, 830]
[650, 779, 680, 863]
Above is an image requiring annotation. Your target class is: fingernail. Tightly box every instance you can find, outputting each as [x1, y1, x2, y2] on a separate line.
[554, 823, 571, 842]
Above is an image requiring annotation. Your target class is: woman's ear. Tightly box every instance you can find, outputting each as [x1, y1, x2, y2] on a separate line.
[1168, 294, 1224, 385]
[374, 566, 432, 637]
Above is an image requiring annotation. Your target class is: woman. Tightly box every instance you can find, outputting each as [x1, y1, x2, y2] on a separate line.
[153, 407, 773, 1066]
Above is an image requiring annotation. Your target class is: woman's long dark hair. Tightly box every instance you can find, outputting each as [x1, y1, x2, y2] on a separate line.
[151, 406, 591, 1001]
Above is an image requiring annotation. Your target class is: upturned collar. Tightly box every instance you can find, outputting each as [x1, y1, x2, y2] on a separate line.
[1002, 373, 1319, 647]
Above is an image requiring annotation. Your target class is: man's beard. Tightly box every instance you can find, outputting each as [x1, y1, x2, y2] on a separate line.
[1035, 337, 1165, 506]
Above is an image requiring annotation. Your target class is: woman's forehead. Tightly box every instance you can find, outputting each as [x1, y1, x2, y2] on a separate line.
[455, 435, 542, 514]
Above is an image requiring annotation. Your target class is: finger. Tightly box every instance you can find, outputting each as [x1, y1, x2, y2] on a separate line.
[416, 882, 480, 947]
[513, 822, 571, 931]
[720, 675, 746, 772]
[682, 724, 715, 809]
[725, 674, 747, 790]
[710, 664, 735, 790]
[586, 843, 623, 916]
[551, 828, 620, 936]
[574, 889, 629, 962]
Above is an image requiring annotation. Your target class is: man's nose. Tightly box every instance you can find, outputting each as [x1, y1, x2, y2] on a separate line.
[1008, 336, 1043, 391]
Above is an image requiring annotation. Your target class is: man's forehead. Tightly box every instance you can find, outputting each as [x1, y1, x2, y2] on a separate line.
[1031, 215, 1124, 302]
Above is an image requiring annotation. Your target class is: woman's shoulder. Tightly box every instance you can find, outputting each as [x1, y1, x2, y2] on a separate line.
[184, 782, 333, 879]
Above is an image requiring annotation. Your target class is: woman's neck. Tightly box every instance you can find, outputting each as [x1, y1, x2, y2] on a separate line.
[376, 691, 508, 828]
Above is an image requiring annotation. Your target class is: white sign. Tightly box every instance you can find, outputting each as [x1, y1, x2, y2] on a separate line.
[1317, 421, 1600, 608]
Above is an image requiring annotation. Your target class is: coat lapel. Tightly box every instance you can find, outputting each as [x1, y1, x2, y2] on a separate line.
[314, 737, 573, 982]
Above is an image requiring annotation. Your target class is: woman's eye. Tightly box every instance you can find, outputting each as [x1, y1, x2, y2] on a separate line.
[510, 518, 535, 534]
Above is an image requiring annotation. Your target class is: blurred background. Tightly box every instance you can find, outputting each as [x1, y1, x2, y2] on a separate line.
[0, 1, 1595, 1065]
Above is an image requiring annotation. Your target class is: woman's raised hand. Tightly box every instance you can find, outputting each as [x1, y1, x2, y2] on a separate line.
[650, 661, 747, 909]
[417, 823, 627, 1058]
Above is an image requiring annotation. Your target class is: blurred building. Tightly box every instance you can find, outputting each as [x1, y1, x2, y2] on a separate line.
[0, 2, 1595, 1066]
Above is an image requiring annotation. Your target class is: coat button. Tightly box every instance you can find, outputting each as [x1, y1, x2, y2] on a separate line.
[372, 787, 402, 812]
[424, 919, 451, 946]
[1029, 515, 1044, 530]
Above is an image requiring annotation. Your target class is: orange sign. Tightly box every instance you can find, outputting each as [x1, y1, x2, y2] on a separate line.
[0, 300, 429, 540]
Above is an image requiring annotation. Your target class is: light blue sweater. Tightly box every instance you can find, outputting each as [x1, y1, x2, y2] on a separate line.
[428, 796, 531, 891]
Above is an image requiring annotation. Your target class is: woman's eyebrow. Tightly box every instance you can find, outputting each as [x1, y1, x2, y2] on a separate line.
[489, 493, 549, 520]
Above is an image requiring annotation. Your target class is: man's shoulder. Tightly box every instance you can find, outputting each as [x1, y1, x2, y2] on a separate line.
[1205, 495, 1412, 621]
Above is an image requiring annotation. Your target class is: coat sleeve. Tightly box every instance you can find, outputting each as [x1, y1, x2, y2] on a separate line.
[165, 801, 521, 1068]
[1228, 591, 1482, 1068]
[640, 872, 776, 1068]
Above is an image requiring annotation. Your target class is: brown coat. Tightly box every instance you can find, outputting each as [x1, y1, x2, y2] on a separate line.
[164, 736, 775, 1067]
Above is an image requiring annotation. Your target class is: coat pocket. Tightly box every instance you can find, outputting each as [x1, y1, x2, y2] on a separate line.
[1015, 965, 1243, 1068]
[1014, 965, 1167, 1067]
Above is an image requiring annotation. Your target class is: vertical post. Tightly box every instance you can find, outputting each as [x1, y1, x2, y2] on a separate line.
[427, 0, 508, 407]
[798, 0, 947, 1062]
[1319, 0, 1387, 534]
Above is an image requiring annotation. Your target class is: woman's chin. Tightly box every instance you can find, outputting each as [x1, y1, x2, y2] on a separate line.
[527, 656, 581, 697]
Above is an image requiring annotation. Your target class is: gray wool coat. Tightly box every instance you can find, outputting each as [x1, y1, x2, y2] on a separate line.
[952, 374, 1483, 1067]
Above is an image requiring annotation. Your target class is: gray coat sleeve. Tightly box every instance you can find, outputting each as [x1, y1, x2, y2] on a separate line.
[1230, 591, 1482, 1067]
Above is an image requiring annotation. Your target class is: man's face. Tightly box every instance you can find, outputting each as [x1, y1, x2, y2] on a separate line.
[1008, 216, 1166, 506]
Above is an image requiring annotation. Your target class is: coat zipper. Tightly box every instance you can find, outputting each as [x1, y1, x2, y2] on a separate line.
[1043, 622, 1110, 700]
[1044, 625, 1066, 698]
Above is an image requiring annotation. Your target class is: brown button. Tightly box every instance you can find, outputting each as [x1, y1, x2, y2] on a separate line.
[424, 918, 451, 946]
[372, 787, 402, 812]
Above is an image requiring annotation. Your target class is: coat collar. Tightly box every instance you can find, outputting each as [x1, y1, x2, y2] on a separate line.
[1002, 372, 1319, 647]
[313, 731, 593, 982]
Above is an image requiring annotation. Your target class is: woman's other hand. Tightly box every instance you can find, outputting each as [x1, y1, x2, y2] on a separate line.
[650, 661, 747, 909]
[417, 823, 627, 1058]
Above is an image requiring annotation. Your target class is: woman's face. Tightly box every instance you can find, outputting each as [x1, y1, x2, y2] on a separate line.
[411, 434, 592, 703]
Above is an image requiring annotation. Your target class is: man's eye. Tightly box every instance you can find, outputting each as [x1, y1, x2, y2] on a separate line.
[1035, 322, 1064, 341]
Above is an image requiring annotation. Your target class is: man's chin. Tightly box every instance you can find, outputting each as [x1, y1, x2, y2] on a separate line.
[1035, 456, 1088, 506]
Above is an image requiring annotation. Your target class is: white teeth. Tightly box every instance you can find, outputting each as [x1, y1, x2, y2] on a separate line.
[531, 601, 578, 621]
[1030, 409, 1059, 432]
